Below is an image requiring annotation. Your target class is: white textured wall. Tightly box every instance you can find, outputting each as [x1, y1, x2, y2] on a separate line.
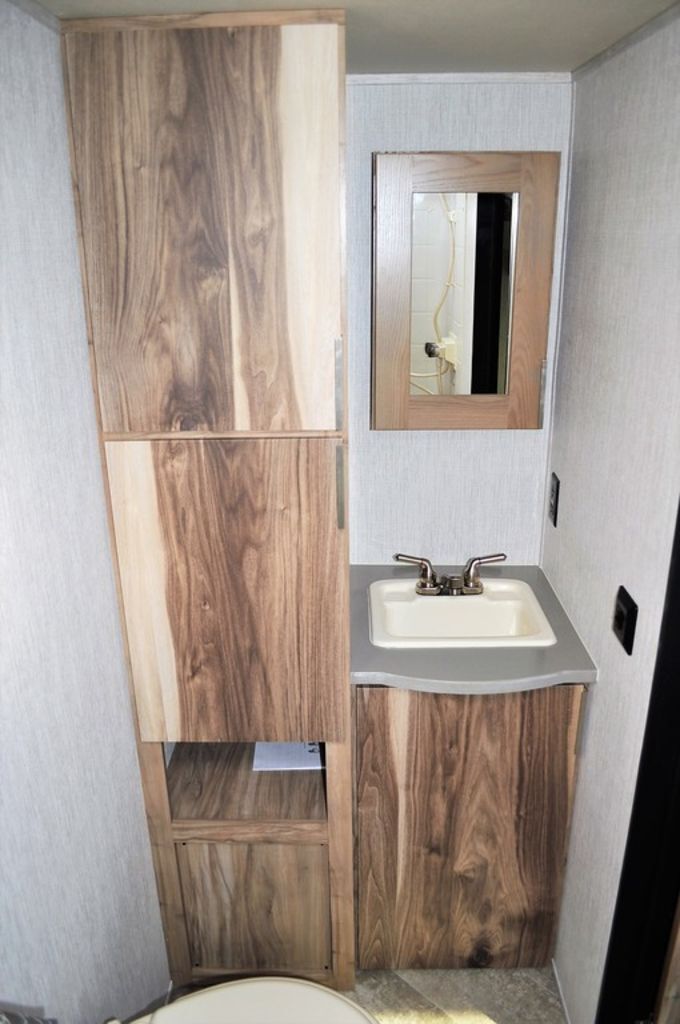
[0, 2, 169, 1020]
[543, 14, 680, 1024]
[347, 76, 572, 564]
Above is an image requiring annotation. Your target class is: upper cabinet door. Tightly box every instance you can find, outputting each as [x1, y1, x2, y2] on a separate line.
[64, 19, 344, 435]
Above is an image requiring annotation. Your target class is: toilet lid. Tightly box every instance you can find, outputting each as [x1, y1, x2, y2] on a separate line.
[147, 976, 377, 1023]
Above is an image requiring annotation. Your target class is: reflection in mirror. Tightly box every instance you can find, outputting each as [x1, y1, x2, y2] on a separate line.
[410, 192, 518, 397]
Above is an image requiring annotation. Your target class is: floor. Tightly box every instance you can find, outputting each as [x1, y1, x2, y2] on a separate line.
[351, 969, 568, 1024]
[136, 969, 567, 1024]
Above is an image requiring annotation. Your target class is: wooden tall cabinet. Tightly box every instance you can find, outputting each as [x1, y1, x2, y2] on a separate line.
[63, 10, 353, 989]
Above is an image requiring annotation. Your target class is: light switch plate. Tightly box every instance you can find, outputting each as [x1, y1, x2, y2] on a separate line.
[613, 586, 638, 655]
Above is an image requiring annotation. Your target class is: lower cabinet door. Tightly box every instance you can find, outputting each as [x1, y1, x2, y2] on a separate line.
[355, 685, 584, 969]
[176, 842, 331, 973]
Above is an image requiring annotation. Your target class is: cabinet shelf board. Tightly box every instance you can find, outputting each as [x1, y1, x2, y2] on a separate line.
[167, 743, 327, 824]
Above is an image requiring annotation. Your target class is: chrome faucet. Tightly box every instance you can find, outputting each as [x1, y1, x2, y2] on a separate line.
[393, 552, 507, 596]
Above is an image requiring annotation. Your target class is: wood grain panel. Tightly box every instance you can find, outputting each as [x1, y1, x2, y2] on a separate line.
[371, 154, 413, 431]
[372, 151, 559, 430]
[106, 439, 348, 742]
[326, 739, 356, 989]
[64, 23, 342, 434]
[355, 685, 584, 969]
[176, 842, 331, 971]
[137, 743, 192, 982]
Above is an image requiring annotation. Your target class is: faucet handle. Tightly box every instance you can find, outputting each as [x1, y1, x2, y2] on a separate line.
[393, 553, 441, 595]
[463, 552, 507, 594]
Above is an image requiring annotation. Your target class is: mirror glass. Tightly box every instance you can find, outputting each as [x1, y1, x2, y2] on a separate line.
[410, 191, 518, 397]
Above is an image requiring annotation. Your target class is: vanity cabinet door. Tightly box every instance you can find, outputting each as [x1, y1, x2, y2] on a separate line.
[106, 437, 348, 742]
[355, 685, 584, 969]
[64, 22, 343, 435]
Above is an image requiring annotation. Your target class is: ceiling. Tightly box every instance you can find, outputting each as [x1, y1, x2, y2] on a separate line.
[39, 0, 678, 72]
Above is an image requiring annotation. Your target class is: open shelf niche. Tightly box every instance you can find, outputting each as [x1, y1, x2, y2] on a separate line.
[167, 743, 328, 842]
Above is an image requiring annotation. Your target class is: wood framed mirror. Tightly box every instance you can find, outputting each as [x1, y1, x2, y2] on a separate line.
[371, 151, 560, 430]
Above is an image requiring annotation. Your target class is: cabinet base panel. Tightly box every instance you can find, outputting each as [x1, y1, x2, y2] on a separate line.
[190, 966, 332, 984]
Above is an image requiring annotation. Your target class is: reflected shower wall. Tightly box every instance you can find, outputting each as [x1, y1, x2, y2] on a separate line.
[410, 192, 477, 396]
[410, 191, 516, 397]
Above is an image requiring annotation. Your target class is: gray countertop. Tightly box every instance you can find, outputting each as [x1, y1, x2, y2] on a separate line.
[351, 564, 597, 694]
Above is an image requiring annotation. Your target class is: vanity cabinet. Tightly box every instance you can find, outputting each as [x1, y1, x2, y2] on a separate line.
[63, 10, 353, 990]
[355, 684, 584, 970]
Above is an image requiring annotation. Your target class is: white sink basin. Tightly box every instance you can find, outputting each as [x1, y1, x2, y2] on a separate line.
[369, 577, 557, 648]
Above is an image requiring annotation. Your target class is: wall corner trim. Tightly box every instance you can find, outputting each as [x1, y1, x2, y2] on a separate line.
[573, 2, 680, 78]
[552, 958, 574, 1024]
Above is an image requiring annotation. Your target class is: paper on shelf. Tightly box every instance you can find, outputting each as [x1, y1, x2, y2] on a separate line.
[252, 742, 323, 772]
